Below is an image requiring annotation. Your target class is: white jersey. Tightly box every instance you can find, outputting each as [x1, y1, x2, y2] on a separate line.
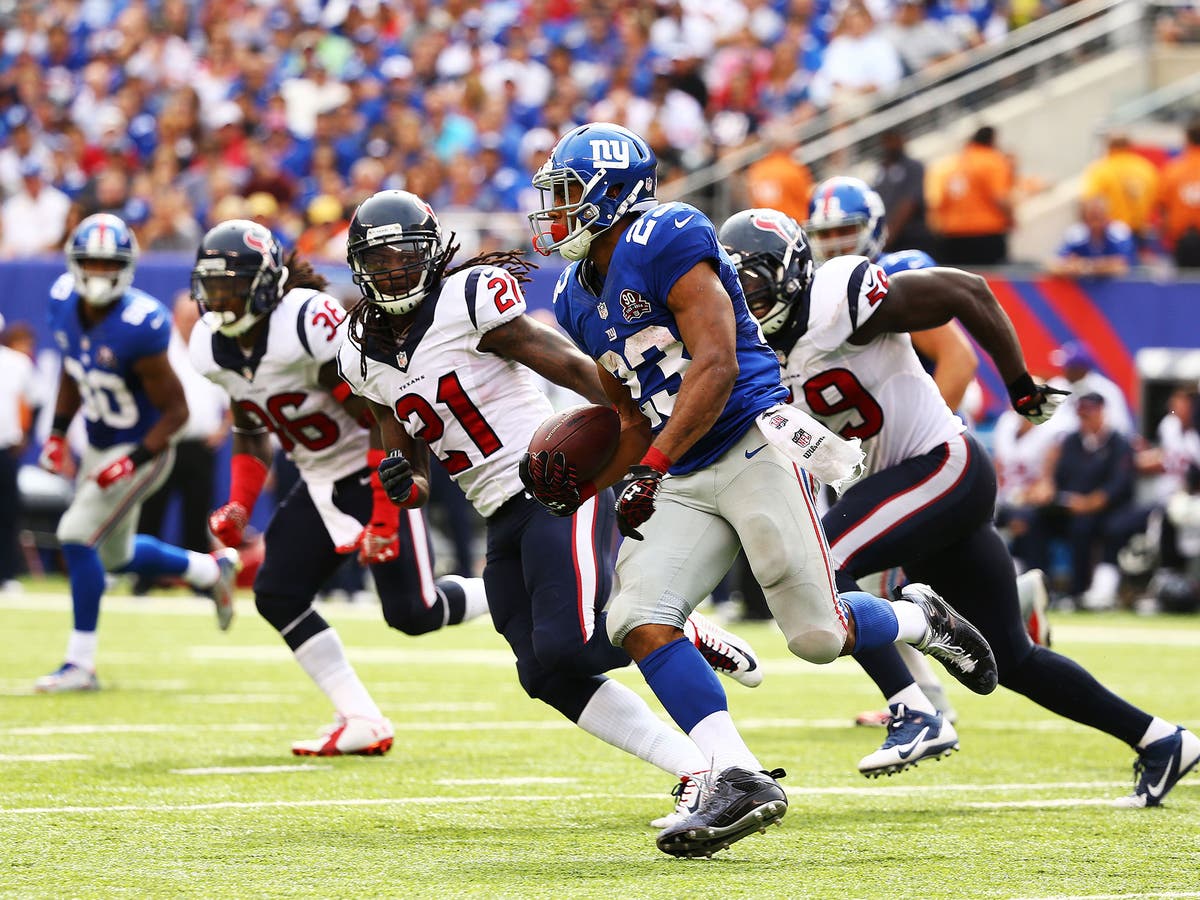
[779, 255, 964, 475]
[190, 288, 369, 484]
[338, 265, 554, 518]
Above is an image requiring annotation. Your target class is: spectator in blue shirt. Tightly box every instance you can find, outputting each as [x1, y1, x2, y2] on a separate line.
[1048, 197, 1138, 279]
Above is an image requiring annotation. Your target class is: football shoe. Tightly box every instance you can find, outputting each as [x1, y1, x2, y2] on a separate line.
[684, 611, 763, 687]
[1114, 726, 1200, 808]
[656, 766, 787, 858]
[649, 772, 707, 829]
[857, 703, 959, 778]
[34, 662, 99, 693]
[209, 548, 240, 632]
[291, 714, 395, 757]
[1016, 568, 1052, 647]
[902, 583, 998, 695]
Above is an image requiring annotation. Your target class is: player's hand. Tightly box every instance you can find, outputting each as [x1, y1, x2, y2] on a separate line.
[520, 450, 585, 517]
[378, 450, 417, 506]
[209, 501, 249, 548]
[614, 465, 665, 540]
[95, 455, 136, 488]
[38, 434, 72, 477]
[358, 520, 399, 565]
[1008, 373, 1070, 425]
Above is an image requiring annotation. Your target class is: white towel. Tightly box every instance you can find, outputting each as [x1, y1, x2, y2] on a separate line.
[755, 403, 866, 495]
[307, 479, 365, 553]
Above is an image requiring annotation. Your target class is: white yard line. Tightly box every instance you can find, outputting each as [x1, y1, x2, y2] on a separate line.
[172, 764, 329, 775]
[0, 754, 90, 762]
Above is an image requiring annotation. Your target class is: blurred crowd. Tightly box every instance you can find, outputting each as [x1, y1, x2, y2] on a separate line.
[0, 0, 1073, 263]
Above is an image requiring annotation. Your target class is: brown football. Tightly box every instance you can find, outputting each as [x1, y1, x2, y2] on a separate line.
[527, 404, 621, 482]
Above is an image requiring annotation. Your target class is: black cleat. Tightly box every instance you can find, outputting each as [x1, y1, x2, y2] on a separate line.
[900, 583, 998, 695]
[656, 766, 787, 859]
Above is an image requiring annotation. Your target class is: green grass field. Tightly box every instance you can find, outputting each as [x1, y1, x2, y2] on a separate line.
[2, 584, 1199, 899]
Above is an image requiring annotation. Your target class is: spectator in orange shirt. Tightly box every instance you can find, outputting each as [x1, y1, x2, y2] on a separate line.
[1080, 131, 1160, 251]
[744, 121, 813, 223]
[926, 125, 1014, 266]
[1158, 118, 1200, 268]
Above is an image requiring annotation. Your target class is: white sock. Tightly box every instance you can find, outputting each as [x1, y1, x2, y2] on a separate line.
[894, 641, 955, 716]
[688, 710, 761, 773]
[576, 679, 709, 776]
[441, 574, 489, 623]
[293, 629, 383, 720]
[1138, 716, 1178, 749]
[185, 552, 220, 590]
[893, 600, 931, 644]
[886, 683, 937, 716]
[65, 630, 98, 670]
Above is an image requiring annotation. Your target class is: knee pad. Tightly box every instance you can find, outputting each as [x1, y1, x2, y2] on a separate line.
[381, 600, 444, 637]
[786, 627, 844, 665]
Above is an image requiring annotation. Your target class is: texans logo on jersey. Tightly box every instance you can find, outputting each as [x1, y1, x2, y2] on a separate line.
[619, 289, 649, 321]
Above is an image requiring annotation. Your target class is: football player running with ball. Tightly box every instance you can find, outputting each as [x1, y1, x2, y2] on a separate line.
[521, 123, 999, 858]
[190, 219, 489, 756]
[35, 214, 239, 693]
[719, 206, 1199, 809]
[337, 190, 763, 828]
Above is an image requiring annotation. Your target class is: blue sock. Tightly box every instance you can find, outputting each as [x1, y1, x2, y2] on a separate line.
[841, 591, 900, 652]
[114, 535, 190, 578]
[62, 543, 106, 632]
[637, 636, 727, 734]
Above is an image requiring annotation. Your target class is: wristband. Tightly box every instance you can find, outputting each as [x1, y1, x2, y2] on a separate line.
[128, 444, 154, 468]
[331, 381, 353, 403]
[229, 453, 269, 511]
[52, 413, 72, 435]
[640, 446, 673, 475]
[1005, 372, 1037, 406]
[367, 448, 387, 488]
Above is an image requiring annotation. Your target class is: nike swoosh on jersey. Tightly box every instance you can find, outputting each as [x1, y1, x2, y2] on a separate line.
[895, 726, 932, 760]
[1146, 755, 1177, 798]
[744, 444, 769, 459]
[674, 215, 695, 229]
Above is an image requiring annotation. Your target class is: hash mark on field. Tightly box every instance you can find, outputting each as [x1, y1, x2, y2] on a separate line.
[0, 754, 90, 762]
[434, 777, 577, 786]
[172, 765, 329, 775]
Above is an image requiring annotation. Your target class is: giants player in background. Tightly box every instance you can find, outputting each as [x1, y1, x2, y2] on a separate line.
[190, 220, 488, 756]
[337, 190, 764, 832]
[36, 214, 239, 693]
[522, 123, 998, 858]
[719, 206, 1199, 808]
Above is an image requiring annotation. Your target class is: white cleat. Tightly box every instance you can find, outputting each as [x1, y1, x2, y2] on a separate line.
[34, 662, 99, 693]
[291, 714, 395, 757]
[858, 703, 959, 777]
[209, 548, 241, 632]
[685, 611, 763, 687]
[650, 771, 708, 829]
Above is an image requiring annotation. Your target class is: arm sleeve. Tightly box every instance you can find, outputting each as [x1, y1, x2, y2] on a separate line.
[299, 292, 350, 365]
[806, 256, 890, 352]
[133, 301, 172, 357]
[646, 212, 722, 301]
[467, 266, 528, 335]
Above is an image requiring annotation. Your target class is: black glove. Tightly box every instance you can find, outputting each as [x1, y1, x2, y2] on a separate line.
[520, 450, 585, 517]
[378, 450, 416, 505]
[614, 465, 665, 540]
[1007, 373, 1070, 425]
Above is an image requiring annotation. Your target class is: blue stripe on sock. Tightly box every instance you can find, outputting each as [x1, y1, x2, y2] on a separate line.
[841, 591, 900, 651]
[62, 543, 105, 632]
[637, 636, 727, 734]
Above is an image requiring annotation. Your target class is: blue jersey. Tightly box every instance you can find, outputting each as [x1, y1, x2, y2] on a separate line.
[877, 248, 937, 275]
[554, 202, 787, 475]
[47, 273, 172, 449]
[1057, 222, 1137, 266]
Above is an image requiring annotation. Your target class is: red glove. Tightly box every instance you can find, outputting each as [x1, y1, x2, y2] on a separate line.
[614, 448, 672, 541]
[209, 502, 250, 548]
[359, 449, 401, 565]
[209, 454, 268, 547]
[95, 455, 136, 488]
[39, 434, 72, 477]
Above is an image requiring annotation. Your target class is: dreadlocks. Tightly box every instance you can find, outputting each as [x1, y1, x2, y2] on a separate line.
[346, 236, 539, 379]
[281, 250, 329, 292]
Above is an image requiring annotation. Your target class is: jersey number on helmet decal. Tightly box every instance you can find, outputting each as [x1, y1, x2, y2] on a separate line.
[394, 372, 503, 475]
[802, 368, 885, 440]
[599, 324, 689, 429]
[63, 358, 139, 429]
[236, 393, 341, 452]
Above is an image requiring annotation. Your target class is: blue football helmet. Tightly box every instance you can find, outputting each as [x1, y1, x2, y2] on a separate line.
[65, 213, 139, 307]
[806, 176, 887, 264]
[192, 219, 288, 337]
[718, 208, 814, 343]
[528, 122, 657, 261]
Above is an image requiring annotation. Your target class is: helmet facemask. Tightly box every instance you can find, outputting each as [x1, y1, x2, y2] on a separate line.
[733, 251, 800, 336]
[70, 255, 134, 307]
[350, 231, 446, 315]
[808, 219, 872, 264]
[192, 261, 287, 337]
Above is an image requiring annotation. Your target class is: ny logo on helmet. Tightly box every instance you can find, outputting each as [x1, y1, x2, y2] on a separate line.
[590, 139, 630, 169]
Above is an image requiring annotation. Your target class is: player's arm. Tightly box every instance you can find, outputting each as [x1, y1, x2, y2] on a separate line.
[910, 322, 978, 410]
[477, 314, 610, 406]
[316, 359, 375, 431]
[851, 267, 1067, 423]
[132, 351, 189, 455]
[38, 367, 84, 476]
[366, 396, 432, 509]
[208, 401, 272, 547]
[590, 363, 653, 489]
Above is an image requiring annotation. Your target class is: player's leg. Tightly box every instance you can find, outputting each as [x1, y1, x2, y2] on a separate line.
[483, 494, 710, 783]
[36, 444, 176, 691]
[254, 478, 391, 756]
